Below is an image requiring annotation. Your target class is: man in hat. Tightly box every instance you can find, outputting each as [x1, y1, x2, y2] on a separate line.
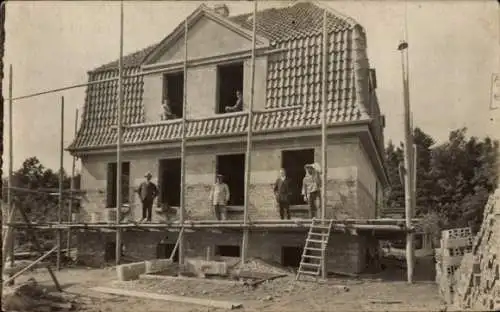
[273, 168, 292, 220]
[136, 172, 159, 223]
[209, 174, 230, 221]
[301, 164, 321, 218]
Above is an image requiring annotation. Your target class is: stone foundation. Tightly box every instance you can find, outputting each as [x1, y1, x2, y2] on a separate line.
[76, 229, 375, 274]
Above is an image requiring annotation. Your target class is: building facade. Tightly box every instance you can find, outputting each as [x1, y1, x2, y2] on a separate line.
[68, 2, 388, 273]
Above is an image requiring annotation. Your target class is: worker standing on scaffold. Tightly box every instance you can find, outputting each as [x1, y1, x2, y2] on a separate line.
[209, 174, 230, 221]
[136, 172, 159, 223]
[302, 163, 321, 219]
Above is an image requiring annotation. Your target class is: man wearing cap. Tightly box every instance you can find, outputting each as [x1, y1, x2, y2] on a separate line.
[136, 172, 159, 223]
[209, 174, 230, 221]
[301, 164, 321, 219]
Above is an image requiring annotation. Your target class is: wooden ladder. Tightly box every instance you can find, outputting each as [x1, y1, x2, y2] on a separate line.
[296, 218, 333, 281]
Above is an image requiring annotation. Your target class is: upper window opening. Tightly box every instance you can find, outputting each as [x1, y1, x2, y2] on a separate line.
[162, 72, 184, 120]
[216, 63, 244, 114]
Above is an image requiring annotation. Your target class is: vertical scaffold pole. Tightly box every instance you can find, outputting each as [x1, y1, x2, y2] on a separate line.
[67, 108, 79, 256]
[178, 16, 189, 266]
[115, 0, 124, 266]
[242, 0, 258, 264]
[320, 8, 329, 280]
[56, 96, 64, 271]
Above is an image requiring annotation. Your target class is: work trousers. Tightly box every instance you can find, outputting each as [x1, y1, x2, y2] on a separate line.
[214, 204, 227, 221]
[278, 201, 291, 220]
[142, 199, 153, 221]
[307, 191, 320, 219]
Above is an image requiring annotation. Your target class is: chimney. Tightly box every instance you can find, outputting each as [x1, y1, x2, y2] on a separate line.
[214, 4, 230, 17]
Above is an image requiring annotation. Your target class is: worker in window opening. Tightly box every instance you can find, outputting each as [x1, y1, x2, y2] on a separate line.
[225, 90, 243, 113]
[302, 163, 321, 219]
[136, 172, 159, 223]
[209, 174, 230, 221]
[161, 97, 175, 120]
[273, 168, 292, 220]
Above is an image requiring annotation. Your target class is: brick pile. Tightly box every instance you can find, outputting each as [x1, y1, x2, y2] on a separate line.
[435, 227, 473, 303]
[436, 190, 500, 310]
[452, 190, 500, 311]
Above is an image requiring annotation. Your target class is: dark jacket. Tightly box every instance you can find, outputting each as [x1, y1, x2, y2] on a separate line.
[137, 181, 159, 202]
[274, 177, 292, 203]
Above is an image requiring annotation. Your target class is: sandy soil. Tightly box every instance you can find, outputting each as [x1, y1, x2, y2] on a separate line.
[7, 260, 449, 312]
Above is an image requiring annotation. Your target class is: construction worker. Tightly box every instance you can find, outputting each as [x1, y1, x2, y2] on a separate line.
[302, 163, 321, 219]
[273, 168, 292, 220]
[136, 172, 159, 223]
[225, 90, 243, 113]
[209, 174, 230, 221]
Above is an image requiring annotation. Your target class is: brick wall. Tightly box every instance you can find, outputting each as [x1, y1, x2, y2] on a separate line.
[77, 229, 369, 274]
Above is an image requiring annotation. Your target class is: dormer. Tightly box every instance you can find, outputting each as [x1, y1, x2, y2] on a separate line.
[140, 4, 269, 122]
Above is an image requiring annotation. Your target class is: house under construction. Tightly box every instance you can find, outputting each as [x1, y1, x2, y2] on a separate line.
[53, 2, 394, 274]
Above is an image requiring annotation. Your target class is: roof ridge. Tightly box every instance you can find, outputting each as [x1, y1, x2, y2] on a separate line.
[305, 0, 360, 26]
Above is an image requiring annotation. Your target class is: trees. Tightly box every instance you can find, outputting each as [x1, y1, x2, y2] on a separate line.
[2, 157, 81, 248]
[384, 127, 498, 233]
[3, 157, 70, 222]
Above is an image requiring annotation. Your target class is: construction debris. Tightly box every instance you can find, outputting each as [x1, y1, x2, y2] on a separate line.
[2, 278, 75, 312]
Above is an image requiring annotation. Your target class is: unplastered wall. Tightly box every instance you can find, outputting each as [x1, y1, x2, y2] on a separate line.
[76, 229, 368, 274]
[80, 150, 175, 222]
[354, 141, 378, 218]
[79, 135, 378, 221]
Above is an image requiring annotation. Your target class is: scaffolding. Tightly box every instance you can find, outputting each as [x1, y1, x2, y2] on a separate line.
[2, 1, 418, 288]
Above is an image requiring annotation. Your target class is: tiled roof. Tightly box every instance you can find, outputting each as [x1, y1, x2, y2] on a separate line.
[70, 1, 374, 151]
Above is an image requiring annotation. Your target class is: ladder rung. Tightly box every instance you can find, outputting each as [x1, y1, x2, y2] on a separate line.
[303, 255, 322, 259]
[305, 247, 322, 251]
[298, 269, 319, 275]
[309, 232, 329, 237]
[301, 262, 321, 267]
[311, 225, 330, 230]
[307, 239, 325, 244]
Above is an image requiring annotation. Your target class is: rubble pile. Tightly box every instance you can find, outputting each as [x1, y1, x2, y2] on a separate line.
[2, 278, 78, 312]
[233, 257, 292, 275]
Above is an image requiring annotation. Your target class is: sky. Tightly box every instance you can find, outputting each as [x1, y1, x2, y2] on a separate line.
[3, 0, 499, 173]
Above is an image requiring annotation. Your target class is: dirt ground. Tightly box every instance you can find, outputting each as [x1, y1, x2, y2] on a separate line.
[7, 259, 451, 312]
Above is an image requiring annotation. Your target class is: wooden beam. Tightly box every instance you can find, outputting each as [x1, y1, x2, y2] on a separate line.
[242, 0, 258, 266]
[92, 287, 243, 310]
[67, 108, 79, 257]
[320, 7, 328, 280]
[115, 0, 124, 266]
[15, 202, 61, 291]
[3, 246, 58, 285]
[56, 96, 64, 271]
[4, 64, 14, 270]
[398, 39, 414, 284]
[178, 16, 189, 266]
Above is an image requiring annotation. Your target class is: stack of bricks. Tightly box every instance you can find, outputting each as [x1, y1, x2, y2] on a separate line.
[435, 227, 474, 304]
[451, 190, 500, 311]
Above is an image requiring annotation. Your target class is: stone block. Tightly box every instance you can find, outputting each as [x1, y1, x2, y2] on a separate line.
[116, 262, 146, 281]
[145, 259, 174, 274]
[186, 259, 228, 277]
